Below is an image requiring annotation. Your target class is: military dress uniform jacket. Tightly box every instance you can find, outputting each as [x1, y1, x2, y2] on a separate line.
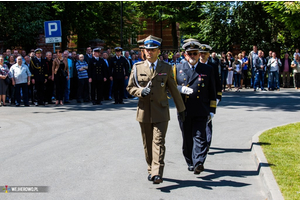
[88, 57, 108, 81]
[109, 56, 129, 79]
[127, 60, 185, 123]
[174, 62, 216, 117]
[208, 58, 222, 101]
[30, 57, 48, 82]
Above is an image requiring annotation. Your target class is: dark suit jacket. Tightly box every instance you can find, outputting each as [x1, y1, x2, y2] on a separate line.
[84, 54, 92, 64]
[254, 56, 266, 71]
[175, 61, 216, 117]
[280, 58, 292, 73]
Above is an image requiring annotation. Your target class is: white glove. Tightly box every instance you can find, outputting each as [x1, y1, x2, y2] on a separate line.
[181, 86, 193, 95]
[216, 99, 220, 105]
[207, 112, 214, 123]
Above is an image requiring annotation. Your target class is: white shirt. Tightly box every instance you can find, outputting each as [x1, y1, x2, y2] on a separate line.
[10, 63, 31, 84]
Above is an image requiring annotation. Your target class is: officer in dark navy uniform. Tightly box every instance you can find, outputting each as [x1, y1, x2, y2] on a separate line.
[174, 40, 216, 174]
[30, 48, 48, 106]
[201, 45, 222, 149]
[88, 48, 108, 105]
[109, 47, 129, 104]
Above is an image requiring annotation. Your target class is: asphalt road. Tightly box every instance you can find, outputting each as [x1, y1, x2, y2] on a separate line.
[1, 88, 299, 200]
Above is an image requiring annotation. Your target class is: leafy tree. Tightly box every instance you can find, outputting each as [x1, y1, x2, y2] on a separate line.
[0, 1, 50, 51]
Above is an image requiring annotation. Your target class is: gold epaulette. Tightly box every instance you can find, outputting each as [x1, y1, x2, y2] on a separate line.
[217, 92, 222, 96]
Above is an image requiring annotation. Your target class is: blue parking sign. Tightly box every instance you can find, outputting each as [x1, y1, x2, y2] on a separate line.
[44, 20, 62, 38]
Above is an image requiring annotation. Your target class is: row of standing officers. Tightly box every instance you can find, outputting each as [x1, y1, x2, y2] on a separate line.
[29, 47, 130, 105]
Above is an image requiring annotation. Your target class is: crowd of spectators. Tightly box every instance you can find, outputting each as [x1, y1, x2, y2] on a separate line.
[0, 45, 299, 107]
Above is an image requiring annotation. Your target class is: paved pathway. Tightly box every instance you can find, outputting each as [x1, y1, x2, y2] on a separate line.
[1, 88, 299, 200]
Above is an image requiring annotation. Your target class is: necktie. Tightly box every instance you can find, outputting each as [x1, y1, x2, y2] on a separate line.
[151, 63, 155, 75]
[192, 66, 195, 71]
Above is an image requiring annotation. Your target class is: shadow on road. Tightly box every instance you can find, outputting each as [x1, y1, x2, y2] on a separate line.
[208, 142, 271, 155]
[157, 161, 274, 193]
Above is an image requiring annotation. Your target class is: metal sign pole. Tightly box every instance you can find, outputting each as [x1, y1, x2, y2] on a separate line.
[53, 43, 55, 53]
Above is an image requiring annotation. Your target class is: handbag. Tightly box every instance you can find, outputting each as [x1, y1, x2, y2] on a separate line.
[4, 76, 11, 85]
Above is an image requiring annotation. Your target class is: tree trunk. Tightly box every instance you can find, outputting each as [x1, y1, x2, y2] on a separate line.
[171, 21, 178, 50]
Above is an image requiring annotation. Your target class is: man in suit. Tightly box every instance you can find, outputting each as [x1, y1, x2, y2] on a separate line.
[109, 47, 129, 104]
[174, 40, 216, 174]
[84, 47, 92, 64]
[202, 48, 222, 150]
[253, 50, 266, 91]
[30, 48, 48, 106]
[280, 53, 292, 88]
[127, 35, 185, 184]
[44, 52, 54, 104]
[248, 45, 258, 88]
[88, 48, 108, 105]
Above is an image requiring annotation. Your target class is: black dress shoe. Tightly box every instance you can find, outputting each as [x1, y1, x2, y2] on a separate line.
[188, 166, 194, 171]
[152, 175, 163, 184]
[147, 174, 153, 181]
[194, 163, 204, 175]
[119, 102, 124, 104]
[113, 102, 118, 104]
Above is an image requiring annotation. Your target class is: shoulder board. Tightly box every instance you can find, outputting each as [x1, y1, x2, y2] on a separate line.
[135, 61, 146, 65]
[160, 60, 171, 66]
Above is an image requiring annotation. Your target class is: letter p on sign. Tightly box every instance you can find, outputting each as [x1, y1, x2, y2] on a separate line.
[48, 23, 57, 36]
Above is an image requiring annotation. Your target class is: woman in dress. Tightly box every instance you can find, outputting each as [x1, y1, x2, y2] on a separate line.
[220, 51, 229, 92]
[233, 54, 242, 92]
[0, 56, 11, 106]
[52, 49, 69, 105]
[226, 53, 233, 91]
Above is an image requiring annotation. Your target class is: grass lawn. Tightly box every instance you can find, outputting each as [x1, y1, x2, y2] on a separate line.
[259, 122, 300, 200]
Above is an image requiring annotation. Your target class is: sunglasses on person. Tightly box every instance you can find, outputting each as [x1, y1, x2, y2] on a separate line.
[187, 52, 199, 56]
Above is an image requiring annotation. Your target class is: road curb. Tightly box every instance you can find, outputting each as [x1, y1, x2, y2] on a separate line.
[252, 129, 284, 200]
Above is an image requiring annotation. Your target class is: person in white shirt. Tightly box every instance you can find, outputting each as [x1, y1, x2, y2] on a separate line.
[10, 56, 31, 106]
[293, 49, 300, 61]
[267, 52, 282, 91]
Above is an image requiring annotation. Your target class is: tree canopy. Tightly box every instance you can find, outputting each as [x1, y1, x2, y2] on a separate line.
[0, 1, 300, 56]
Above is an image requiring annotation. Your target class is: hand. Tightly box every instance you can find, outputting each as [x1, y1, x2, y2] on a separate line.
[89, 78, 92, 83]
[67, 76, 70, 80]
[181, 86, 193, 95]
[27, 81, 30, 86]
[44, 79, 47, 84]
[31, 79, 35, 85]
[104, 77, 107, 82]
[48, 76, 52, 80]
[110, 76, 113, 81]
[141, 87, 151, 97]
[125, 76, 128, 80]
[52, 76, 54, 81]
[178, 111, 185, 122]
[207, 112, 214, 123]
